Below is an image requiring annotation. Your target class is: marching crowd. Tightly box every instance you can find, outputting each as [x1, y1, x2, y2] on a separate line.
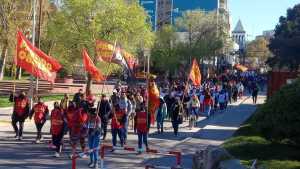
[8, 71, 263, 169]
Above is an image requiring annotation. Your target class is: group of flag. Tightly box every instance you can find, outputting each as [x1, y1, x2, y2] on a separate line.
[15, 30, 202, 124]
[15, 31, 137, 83]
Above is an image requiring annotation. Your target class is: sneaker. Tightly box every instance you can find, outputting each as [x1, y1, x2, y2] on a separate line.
[88, 163, 94, 168]
[81, 154, 88, 159]
[18, 136, 23, 141]
[54, 152, 60, 158]
[69, 154, 74, 159]
[35, 139, 40, 144]
[94, 163, 99, 169]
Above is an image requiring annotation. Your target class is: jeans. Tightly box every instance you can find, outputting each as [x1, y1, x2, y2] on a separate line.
[112, 128, 124, 147]
[204, 106, 211, 117]
[172, 121, 179, 136]
[88, 131, 101, 164]
[52, 132, 64, 153]
[35, 122, 45, 140]
[138, 132, 148, 150]
[157, 120, 164, 132]
[101, 123, 108, 140]
[11, 116, 24, 137]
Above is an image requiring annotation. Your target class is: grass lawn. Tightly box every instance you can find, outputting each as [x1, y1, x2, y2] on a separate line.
[222, 118, 300, 169]
[0, 94, 72, 108]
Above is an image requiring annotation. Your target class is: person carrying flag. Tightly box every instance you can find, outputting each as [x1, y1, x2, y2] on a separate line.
[9, 91, 30, 140]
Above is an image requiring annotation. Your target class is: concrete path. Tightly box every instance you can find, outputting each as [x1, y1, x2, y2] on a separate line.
[0, 94, 266, 169]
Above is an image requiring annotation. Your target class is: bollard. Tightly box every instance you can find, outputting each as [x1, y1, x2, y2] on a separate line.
[169, 151, 182, 167]
[72, 155, 76, 169]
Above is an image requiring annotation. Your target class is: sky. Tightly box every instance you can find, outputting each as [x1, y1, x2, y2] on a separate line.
[229, 0, 300, 40]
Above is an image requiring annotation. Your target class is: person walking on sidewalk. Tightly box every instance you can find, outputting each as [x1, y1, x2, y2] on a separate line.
[156, 98, 167, 133]
[203, 91, 214, 118]
[30, 97, 49, 143]
[252, 83, 259, 104]
[87, 108, 101, 169]
[111, 104, 126, 151]
[9, 91, 30, 140]
[189, 94, 200, 129]
[136, 103, 150, 154]
[171, 97, 182, 136]
[50, 102, 65, 157]
[96, 94, 111, 140]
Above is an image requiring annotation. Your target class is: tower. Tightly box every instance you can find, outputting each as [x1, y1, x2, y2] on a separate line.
[232, 20, 246, 51]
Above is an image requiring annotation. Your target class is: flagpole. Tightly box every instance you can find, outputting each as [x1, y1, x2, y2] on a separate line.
[35, 0, 43, 97]
[146, 51, 150, 127]
[100, 39, 117, 95]
[29, 0, 37, 108]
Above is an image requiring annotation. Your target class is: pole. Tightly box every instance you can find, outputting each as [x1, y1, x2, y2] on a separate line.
[29, 0, 37, 108]
[146, 52, 150, 127]
[35, 0, 43, 96]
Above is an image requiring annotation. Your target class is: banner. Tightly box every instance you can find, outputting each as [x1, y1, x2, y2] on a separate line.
[148, 80, 160, 125]
[95, 40, 115, 62]
[189, 59, 201, 86]
[96, 39, 137, 70]
[82, 49, 105, 82]
[15, 31, 61, 83]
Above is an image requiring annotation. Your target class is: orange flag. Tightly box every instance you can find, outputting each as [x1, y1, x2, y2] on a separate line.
[189, 59, 201, 86]
[15, 31, 61, 83]
[82, 48, 105, 82]
[148, 80, 160, 125]
[95, 40, 115, 62]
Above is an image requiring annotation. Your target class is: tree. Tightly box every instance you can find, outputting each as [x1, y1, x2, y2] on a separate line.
[0, 0, 55, 80]
[268, 4, 300, 71]
[246, 37, 272, 67]
[151, 25, 180, 75]
[175, 10, 228, 63]
[46, 0, 154, 91]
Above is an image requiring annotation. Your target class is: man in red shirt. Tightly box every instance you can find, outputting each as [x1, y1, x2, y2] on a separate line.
[10, 91, 30, 140]
[111, 104, 126, 151]
[30, 97, 49, 143]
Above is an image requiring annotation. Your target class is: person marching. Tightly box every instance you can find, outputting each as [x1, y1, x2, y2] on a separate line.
[136, 103, 150, 154]
[203, 91, 214, 118]
[96, 94, 111, 140]
[66, 102, 85, 158]
[119, 92, 130, 145]
[189, 94, 200, 129]
[111, 104, 126, 151]
[79, 94, 89, 156]
[171, 97, 182, 136]
[9, 91, 30, 140]
[87, 108, 101, 169]
[156, 98, 167, 133]
[50, 102, 65, 157]
[30, 97, 49, 143]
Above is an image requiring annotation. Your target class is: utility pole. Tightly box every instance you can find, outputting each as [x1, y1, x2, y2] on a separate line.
[29, 0, 37, 108]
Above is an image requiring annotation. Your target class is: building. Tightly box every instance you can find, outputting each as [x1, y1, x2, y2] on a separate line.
[139, 0, 229, 31]
[232, 20, 246, 51]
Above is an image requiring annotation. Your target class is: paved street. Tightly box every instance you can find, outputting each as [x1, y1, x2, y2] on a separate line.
[0, 94, 265, 169]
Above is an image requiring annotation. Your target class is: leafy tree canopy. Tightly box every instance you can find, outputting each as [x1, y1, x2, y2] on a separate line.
[268, 3, 300, 70]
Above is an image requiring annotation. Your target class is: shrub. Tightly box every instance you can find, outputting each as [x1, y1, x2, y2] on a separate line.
[253, 78, 300, 146]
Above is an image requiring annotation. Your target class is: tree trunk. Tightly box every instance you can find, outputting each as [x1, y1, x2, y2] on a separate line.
[16, 67, 22, 80]
[86, 73, 92, 94]
[0, 41, 8, 80]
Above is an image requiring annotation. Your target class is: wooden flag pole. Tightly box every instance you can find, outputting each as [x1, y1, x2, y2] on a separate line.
[100, 39, 117, 95]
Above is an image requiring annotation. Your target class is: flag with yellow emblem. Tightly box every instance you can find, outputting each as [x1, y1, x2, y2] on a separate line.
[15, 31, 62, 83]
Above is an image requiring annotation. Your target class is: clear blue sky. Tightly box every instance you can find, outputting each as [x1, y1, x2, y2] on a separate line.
[229, 0, 300, 40]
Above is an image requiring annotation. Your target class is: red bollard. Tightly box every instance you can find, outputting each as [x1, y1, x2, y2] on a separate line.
[169, 151, 182, 166]
[124, 147, 135, 151]
[72, 155, 76, 169]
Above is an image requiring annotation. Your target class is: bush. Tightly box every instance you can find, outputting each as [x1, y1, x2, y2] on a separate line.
[253, 78, 300, 145]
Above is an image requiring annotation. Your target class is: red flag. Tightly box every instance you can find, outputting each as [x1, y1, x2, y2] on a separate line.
[15, 31, 61, 83]
[148, 81, 160, 125]
[189, 59, 201, 86]
[82, 48, 105, 82]
[95, 40, 115, 62]
[121, 50, 138, 70]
